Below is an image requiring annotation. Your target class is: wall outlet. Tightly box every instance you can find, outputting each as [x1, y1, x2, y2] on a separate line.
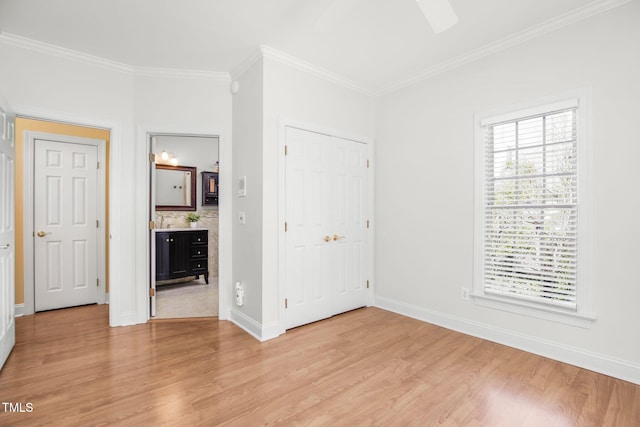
[235, 281, 244, 306]
[461, 287, 470, 301]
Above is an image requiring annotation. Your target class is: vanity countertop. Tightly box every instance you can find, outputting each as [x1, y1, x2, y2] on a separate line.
[154, 227, 208, 232]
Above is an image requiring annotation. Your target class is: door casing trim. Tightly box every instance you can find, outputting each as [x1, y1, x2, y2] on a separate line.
[137, 124, 230, 323]
[23, 131, 107, 315]
[14, 105, 124, 326]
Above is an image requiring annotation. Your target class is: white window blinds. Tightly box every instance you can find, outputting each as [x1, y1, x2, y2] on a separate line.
[482, 107, 578, 310]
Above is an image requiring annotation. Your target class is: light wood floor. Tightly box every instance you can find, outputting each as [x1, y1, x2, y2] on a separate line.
[0, 305, 638, 426]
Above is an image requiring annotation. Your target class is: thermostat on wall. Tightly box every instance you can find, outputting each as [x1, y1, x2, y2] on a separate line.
[238, 176, 247, 197]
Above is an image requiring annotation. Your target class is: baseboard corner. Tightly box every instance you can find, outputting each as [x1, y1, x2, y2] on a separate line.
[14, 303, 25, 317]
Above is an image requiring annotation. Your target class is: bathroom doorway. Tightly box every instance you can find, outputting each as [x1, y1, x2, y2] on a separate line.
[149, 134, 220, 319]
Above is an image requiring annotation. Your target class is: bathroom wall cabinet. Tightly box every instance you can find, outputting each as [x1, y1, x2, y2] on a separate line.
[156, 229, 209, 284]
[201, 171, 218, 206]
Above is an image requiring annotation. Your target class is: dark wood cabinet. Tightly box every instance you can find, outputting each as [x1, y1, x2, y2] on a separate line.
[201, 171, 218, 206]
[156, 230, 209, 284]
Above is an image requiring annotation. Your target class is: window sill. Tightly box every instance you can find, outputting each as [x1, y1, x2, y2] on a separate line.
[472, 293, 596, 328]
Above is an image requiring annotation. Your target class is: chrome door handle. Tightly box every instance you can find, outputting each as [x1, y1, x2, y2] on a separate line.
[0, 244, 9, 249]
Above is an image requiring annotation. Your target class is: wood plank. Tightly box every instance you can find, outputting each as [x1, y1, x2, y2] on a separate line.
[0, 305, 638, 426]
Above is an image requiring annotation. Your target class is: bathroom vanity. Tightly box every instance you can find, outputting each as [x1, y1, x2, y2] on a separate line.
[155, 229, 209, 284]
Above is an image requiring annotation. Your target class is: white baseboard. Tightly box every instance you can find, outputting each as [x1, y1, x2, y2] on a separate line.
[261, 321, 283, 341]
[15, 304, 25, 317]
[230, 309, 263, 341]
[230, 309, 283, 342]
[110, 310, 140, 327]
[375, 296, 640, 385]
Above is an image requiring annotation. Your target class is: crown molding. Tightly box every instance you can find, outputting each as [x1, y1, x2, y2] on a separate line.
[0, 32, 230, 81]
[230, 47, 264, 81]
[259, 45, 375, 97]
[230, 45, 375, 97]
[133, 67, 230, 81]
[375, 0, 632, 96]
[0, 32, 132, 74]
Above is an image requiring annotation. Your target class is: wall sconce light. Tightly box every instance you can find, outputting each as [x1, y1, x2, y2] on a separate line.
[157, 150, 178, 166]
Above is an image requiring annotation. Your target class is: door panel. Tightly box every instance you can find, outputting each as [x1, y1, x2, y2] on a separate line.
[285, 127, 369, 329]
[0, 100, 15, 369]
[34, 139, 98, 311]
[332, 138, 368, 314]
[286, 128, 333, 327]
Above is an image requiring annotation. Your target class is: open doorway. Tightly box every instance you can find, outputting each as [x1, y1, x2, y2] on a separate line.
[150, 134, 219, 319]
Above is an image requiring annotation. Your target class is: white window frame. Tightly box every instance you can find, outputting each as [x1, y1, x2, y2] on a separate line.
[473, 90, 595, 328]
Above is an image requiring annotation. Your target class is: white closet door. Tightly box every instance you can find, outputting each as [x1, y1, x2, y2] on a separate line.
[331, 137, 368, 315]
[285, 128, 334, 328]
[285, 127, 369, 330]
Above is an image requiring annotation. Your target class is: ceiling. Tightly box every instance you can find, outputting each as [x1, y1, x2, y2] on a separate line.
[0, 0, 623, 94]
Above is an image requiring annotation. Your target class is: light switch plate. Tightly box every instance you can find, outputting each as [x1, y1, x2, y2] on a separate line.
[238, 176, 247, 197]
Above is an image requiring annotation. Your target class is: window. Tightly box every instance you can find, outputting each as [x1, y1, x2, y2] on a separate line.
[474, 93, 594, 325]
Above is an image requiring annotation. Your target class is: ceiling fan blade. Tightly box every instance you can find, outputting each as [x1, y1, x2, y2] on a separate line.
[416, 0, 458, 33]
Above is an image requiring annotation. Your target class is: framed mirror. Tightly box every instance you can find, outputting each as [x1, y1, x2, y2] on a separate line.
[155, 164, 197, 211]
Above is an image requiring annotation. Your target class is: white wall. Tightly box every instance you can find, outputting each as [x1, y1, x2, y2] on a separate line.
[0, 38, 232, 326]
[231, 58, 265, 329]
[0, 42, 135, 119]
[374, 2, 640, 383]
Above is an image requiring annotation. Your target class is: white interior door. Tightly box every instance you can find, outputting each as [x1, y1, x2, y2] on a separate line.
[0, 100, 16, 369]
[34, 139, 98, 311]
[285, 127, 369, 330]
[285, 128, 334, 328]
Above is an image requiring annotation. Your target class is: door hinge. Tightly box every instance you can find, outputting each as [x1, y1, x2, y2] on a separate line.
[149, 152, 156, 163]
[97, 278, 100, 287]
[149, 288, 155, 297]
[149, 220, 155, 230]
[284, 222, 288, 232]
[284, 145, 288, 156]
[366, 280, 370, 289]
[367, 159, 370, 168]
[285, 298, 288, 309]
[96, 220, 99, 228]
[97, 161, 100, 170]
[367, 219, 370, 229]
